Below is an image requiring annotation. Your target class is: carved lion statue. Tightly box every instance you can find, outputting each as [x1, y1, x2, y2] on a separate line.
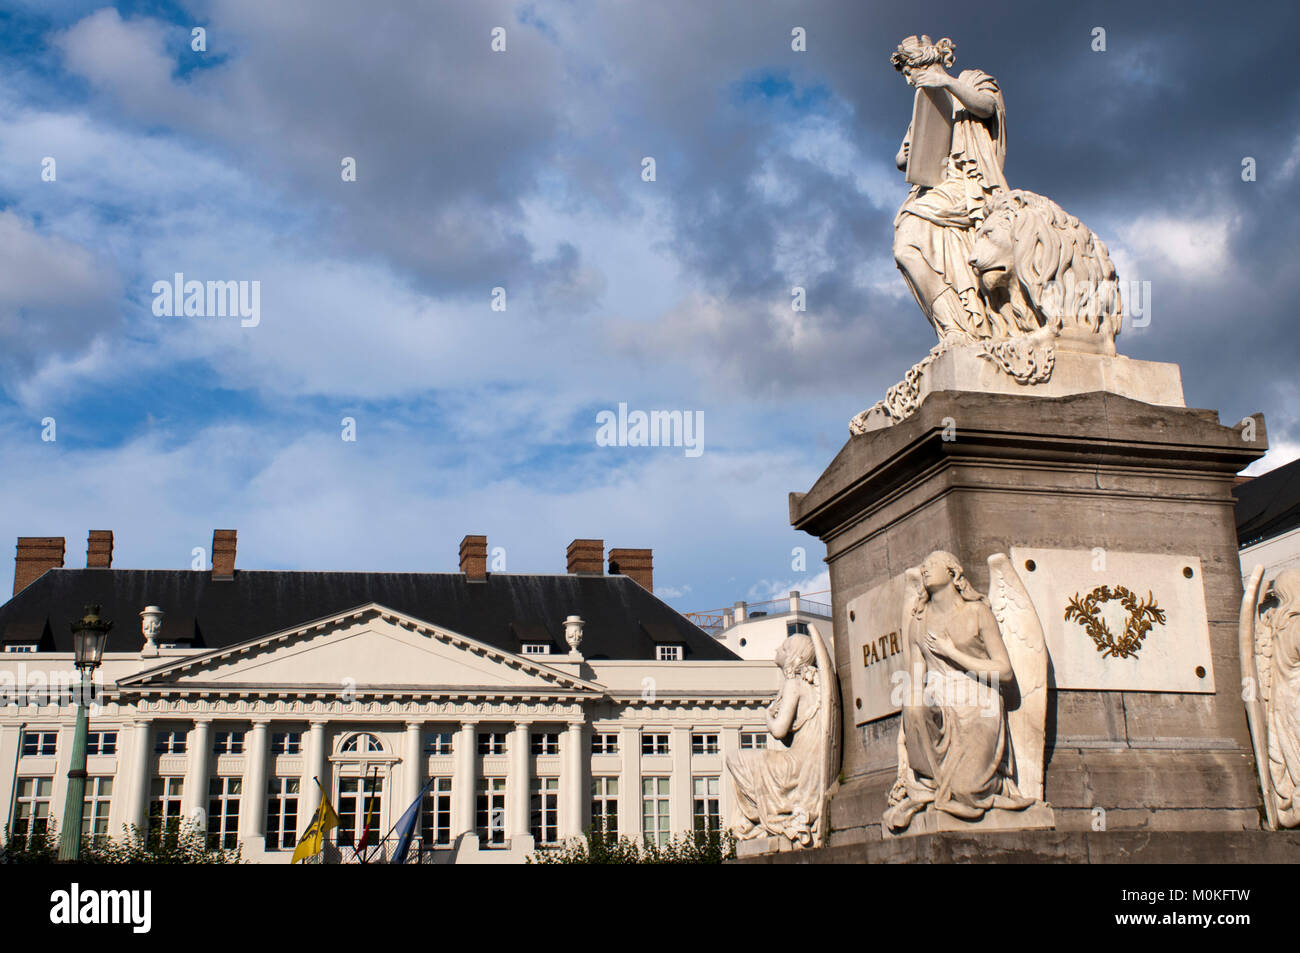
[969, 189, 1122, 355]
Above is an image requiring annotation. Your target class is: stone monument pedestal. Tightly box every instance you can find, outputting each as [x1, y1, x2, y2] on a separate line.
[789, 386, 1267, 853]
[734, 829, 1300, 865]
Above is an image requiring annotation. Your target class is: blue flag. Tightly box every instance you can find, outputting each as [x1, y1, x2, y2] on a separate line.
[389, 776, 439, 864]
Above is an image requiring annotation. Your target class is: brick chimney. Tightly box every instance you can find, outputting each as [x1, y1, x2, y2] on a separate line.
[460, 534, 488, 582]
[566, 539, 604, 575]
[608, 548, 653, 592]
[212, 529, 237, 580]
[86, 530, 114, 568]
[14, 537, 65, 595]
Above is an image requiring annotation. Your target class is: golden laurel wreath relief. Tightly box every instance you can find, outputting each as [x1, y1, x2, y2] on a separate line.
[1063, 585, 1166, 660]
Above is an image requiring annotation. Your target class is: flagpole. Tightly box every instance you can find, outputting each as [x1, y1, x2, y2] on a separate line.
[377, 774, 436, 852]
[382, 774, 440, 864]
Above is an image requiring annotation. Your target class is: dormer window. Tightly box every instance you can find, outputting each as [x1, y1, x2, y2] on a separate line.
[521, 643, 550, 656]
[656, 644, 682, 661]
[3, 644, 36, 653]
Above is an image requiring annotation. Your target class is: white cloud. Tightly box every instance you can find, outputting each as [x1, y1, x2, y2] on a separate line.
[1113, 214, 1235, 277]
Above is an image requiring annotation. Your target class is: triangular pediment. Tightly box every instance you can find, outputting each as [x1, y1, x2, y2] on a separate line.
[118, 604, 599, 695]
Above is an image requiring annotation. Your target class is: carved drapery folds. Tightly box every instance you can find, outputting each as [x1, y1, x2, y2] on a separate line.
[1240, 565, 1300, 829]
[883, 552, 1051, 834]
[726, 625, 840, 848]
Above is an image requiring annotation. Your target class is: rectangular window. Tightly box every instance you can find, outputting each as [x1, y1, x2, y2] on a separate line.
[265, 778, 300, 851]
[531, 732, 560, 756]
[691, 732, 720, 755]
[530, 777, 560, 845]
[154, 730, 188, 754]
[3, 644, 36, 653]
[270, 731, 302, 755]
[423, 731, 454, 755]
[475, 778, 507, 846]
[590, 733, 619, 755]
[20, 731, 57, 757]
[641, 733, 670, 756]
[641, 777, 671, 847]
[591, 777, 618, 835]
[85, 731, 118, 756]
[692, 776, 721, 834]
[81, 777, 114, 844]
[477, 732, 507, 756]
[148, 777, 185, 834]
[13, 777, 53, 840]
[656, 644, 682, 661]
[521, 643, 550, 655]
[420, 778, 453, 848]
[206, 777, 241, 850]
[212, 730, 245, 755]
[786, 621, 810, 636]
[740, 732, 768, 750]
[336, 776, 383, 850]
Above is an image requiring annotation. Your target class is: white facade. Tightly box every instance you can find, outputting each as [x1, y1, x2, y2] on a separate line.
[1240, 523, 1300, 584]
[709, 591, 835, 664]
[0, 603, 777, 863]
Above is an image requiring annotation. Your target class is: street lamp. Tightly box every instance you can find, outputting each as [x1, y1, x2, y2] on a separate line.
[57, 605, 113, 862]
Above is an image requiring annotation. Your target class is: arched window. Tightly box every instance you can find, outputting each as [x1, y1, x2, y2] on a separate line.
[340, 732, 383, 755]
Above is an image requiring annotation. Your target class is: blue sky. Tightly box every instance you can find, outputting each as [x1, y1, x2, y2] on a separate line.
[1, 0, 1297, 612]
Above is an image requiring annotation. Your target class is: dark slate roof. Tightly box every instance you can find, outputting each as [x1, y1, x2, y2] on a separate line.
[0, 570, 737, 662]
[1236, 456, 1300, 546]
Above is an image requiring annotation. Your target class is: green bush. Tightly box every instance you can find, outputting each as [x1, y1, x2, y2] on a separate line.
[527, 826, 736, 864]
[2, 820, 242, 865]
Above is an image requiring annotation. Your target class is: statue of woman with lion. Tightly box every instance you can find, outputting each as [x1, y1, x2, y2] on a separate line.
[889, 35, 1122, 355]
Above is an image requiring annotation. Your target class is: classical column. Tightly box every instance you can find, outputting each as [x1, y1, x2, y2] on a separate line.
[182, 719, 212, 827]
[125, 718, 153, 831]
[454, 721, 477, 836]
[618, 726, 640, 838]
[403, 722, 423, 814]
[720, 726, 741, 825]
[301, 720, 328, 838]
[672, 725, 692, 835]
[560, 721, 585, 838]
[508, 722, 531, 840]
[240, 720, 269, 851]
[0, 726, 20, 833]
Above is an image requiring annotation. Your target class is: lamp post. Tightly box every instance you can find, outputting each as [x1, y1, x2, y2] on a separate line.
[57, 606, 113, 862]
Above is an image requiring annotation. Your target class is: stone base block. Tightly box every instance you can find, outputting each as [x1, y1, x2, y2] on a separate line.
[883, 801, 1056, 838]
[736, 835, 795, 858]
[853, 347, 1186, 433]
[731, 829, 1300, 864]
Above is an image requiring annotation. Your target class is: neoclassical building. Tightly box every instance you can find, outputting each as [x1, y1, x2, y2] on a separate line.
[0, 531, 777, 863]
[1237, 456, 1300, 583]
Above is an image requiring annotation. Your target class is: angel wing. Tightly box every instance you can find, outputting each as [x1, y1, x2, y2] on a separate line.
[987, 553, 1048, 802]
[1239, 564, 1277, 830]
[806, 623, 841, 846]
[888, 569, 926, 803]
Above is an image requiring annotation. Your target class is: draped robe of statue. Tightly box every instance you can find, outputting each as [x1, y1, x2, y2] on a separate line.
[894, 68, 1008, 343]
[1266, 595, 1300, 826]
[727, 632, 835, 847]
[730, 672, 820, 843]
[886, 585, 1036, 828]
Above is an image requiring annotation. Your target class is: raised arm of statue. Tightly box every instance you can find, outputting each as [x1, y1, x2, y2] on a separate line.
[765, 681, 800, 740]
[926, 603, 1015, 683]
[896, 123, 912, 171]
[912, 66, 995, 118]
